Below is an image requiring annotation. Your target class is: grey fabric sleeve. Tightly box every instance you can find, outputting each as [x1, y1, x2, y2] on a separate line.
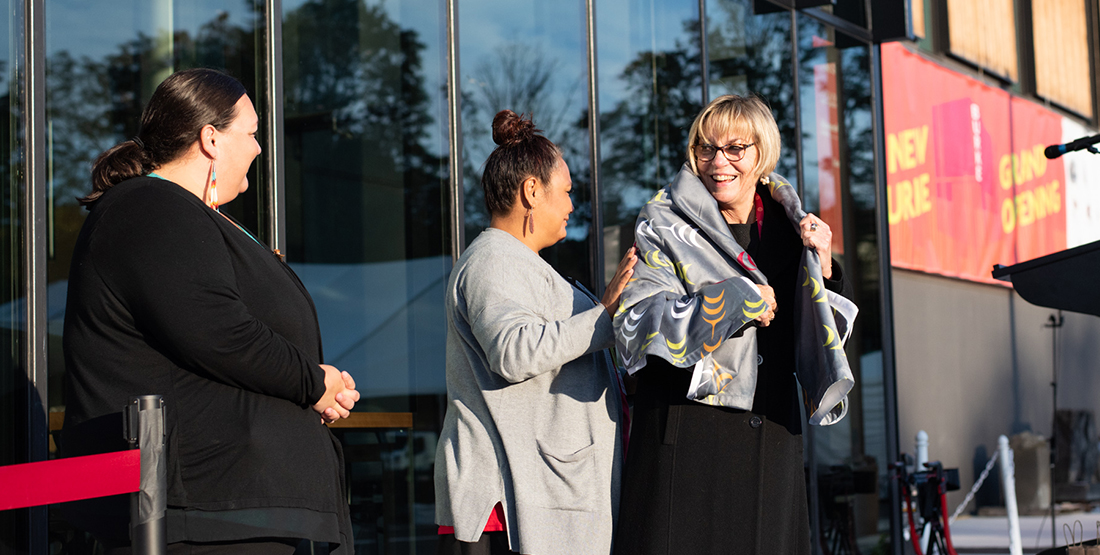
[463, 260, 614, 384]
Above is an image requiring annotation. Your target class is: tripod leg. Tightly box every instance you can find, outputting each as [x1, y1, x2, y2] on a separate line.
[928, 526, 947, 555]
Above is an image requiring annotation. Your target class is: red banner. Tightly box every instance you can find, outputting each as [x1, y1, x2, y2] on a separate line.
[881, 43, 1066, 284]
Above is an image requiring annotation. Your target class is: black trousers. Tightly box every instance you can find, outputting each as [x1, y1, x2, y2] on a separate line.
[103, 538, 300, 555]
[436, 532, 519, 555]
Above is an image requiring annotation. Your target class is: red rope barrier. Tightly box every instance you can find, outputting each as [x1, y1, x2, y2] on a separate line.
[0, 450, 140, 511]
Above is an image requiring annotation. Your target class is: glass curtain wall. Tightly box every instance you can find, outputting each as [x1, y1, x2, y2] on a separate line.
[459, 0, 593, 287]
[796, 15, 889, 554]
[597, 0, 702, 275]
[0, 0, 25, 549]
[43, 0, 264, 421]
[282, 0, 450, 551]
[0, 0, 898, 551]
[706, 0, 796, 180]
[43, 0, 263, 551]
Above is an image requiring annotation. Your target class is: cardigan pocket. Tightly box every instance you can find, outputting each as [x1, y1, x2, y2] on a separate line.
[535, 439, 597, 511]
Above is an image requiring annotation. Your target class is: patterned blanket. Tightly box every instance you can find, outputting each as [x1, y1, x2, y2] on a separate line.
[613, 164, 857, 425]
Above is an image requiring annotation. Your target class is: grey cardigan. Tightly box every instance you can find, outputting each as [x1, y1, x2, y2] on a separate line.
[434, 228, 624, 555]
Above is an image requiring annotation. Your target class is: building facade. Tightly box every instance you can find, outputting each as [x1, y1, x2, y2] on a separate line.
[5, 0, 1096, 554]
[884, 0, 1100, 531]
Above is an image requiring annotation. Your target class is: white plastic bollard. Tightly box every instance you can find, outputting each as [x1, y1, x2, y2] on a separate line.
[916, 430, 929, 468]
[999, 435, 1022, 555]
[916, 431, 930, 553]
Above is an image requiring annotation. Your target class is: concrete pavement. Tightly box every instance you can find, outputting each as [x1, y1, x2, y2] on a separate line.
[945, 511, 1099, 554]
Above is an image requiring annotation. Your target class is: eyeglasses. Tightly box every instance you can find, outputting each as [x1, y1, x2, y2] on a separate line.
[693, 142, 755, 162]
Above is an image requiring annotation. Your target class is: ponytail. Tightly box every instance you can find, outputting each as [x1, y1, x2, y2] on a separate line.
[82, 139, 149, 207]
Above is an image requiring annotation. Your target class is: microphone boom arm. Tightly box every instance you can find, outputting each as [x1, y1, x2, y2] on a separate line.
[1045, 134, 1100, 159]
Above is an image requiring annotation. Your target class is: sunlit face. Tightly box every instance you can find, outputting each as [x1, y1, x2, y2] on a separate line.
[695, 129, 759, 210]
[213, 95, 261, 205]
[538, 158, 573, 246]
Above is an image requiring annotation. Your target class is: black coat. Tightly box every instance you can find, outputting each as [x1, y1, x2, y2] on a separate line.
[61, 176, 352, 550]
[614, 187, 853, 555]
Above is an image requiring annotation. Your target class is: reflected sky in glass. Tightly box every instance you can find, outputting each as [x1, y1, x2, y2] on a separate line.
[707, 0, 795, 181]
[44, 0, 262, 412]
[47, 0, 254, 58]
[459, 0, 589, 235]
[280, 0, 450, 413]
[285, 0, 448, 148]
[597, 0, 701, 231]
[458, 0, 593, 286]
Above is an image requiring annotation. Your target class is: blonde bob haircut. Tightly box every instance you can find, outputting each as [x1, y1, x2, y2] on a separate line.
[686, 94, 781, 183]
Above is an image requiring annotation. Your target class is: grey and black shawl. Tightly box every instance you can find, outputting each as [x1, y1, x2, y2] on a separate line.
[613, 164, 857, 425]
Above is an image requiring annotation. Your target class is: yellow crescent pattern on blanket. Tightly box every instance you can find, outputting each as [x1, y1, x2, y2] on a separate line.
[743, 297, 766, 319]
[647, 189, 669, 205]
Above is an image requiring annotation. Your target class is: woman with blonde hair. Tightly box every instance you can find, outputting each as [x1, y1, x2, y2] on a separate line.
[612, 94, 857, 555]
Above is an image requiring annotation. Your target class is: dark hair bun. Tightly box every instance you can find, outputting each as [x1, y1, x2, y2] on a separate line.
[492, 110, 536, 146]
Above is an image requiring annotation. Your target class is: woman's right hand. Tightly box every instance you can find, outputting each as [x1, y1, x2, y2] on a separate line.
[314, 364, 360, 423]
[755, 284, 777, 327]
[601, 247, 637, 316]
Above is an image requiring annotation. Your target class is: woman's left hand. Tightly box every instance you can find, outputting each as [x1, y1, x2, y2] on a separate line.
[601, 246, 637, 316]
[799, 214, 832, 279]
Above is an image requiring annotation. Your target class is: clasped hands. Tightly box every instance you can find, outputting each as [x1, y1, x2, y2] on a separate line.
[313, 363, 361, 424]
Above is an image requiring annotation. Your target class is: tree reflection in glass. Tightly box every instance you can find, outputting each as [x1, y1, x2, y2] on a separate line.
[43, 1, 262, 551]
[597, 0, 703, 237]
[706, 0, 796, 183]
[281, 0, 452, 550]
[45, 0, 263, 410]
[459, 0, 593, 288]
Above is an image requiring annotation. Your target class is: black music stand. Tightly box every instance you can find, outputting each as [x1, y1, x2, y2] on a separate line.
[994, 239, 1100, 546]
[993, 240, 1100, 319]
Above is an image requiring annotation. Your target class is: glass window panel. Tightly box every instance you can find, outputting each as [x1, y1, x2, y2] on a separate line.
[282, 0, 449, 550]
[706, 0, 796, 183]
[0, 0, 24, 545]
[797, 15, 888, 551]
[946, 0, 1018, 81]
[459, 0, 592, 288]
[44, 0, 265, 413]
[44, 0, 264, 550]
[598, 0, 702, 283]
[1032, 0, 1092, 117]
[911, 0, 927, 38]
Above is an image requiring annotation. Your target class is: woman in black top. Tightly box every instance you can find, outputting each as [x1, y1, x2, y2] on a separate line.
[62, 68, 359, 554]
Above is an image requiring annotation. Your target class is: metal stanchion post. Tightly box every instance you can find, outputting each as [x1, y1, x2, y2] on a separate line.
[998, 435, 1023, 555]
[125, 395, 167, 555]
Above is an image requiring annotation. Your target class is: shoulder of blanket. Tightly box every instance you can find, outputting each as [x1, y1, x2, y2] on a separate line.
[643, 185, 673, 207]
[638, 184, 678, 219]
[761, 172, 795, 196]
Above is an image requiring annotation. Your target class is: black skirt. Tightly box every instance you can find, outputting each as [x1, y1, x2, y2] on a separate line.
[613, 359, 811, 555]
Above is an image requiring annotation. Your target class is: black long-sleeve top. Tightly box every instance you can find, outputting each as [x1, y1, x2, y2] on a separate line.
[61, 176, 352, 550]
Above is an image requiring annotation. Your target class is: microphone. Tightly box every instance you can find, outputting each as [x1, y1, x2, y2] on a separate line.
[1045, 134, 1100, 159]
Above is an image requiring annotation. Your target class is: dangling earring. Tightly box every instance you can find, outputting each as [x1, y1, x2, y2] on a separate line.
[526, 208, 535, 235]
[207, 161, 219, 211]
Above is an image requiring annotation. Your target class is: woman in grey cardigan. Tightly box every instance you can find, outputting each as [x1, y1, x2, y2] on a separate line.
[434, 110, 636, 555]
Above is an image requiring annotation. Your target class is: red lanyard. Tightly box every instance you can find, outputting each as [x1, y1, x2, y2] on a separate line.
[753, 192, 764, 237]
